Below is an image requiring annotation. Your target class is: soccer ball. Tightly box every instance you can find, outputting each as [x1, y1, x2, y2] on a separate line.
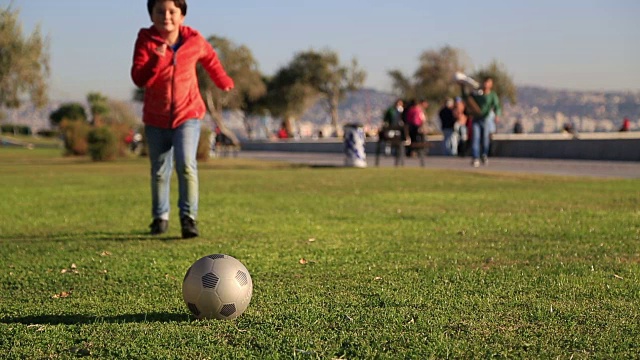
[182, 254, 253, 320]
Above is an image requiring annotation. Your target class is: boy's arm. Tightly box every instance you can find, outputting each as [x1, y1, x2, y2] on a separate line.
[131, 36, 170, 88]
[493, 92, 502, 117]
[199, 40, 234, 90]
[460, 84, 483, 117]
[459, 84, 469, 98]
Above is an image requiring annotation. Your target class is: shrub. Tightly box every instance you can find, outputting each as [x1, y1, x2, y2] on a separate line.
[197, 126, 212, 161]
[60, 120, 91, 156]
[0, 124, 32, 135]
[36, 129, 59, 138]
[87, 126, 118, 161]
[107, 122, 134, 157]
[49, 103, 87, 127]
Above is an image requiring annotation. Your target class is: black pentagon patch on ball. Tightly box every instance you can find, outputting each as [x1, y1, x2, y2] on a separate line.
[187, 303, 201, 316]
[208, 254, 225, 260]
[202, 272, 219, 289]
[220, 304, 236, 317]
[235, 270, 248, 286]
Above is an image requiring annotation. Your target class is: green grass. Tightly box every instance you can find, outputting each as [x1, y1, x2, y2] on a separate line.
[1, 147, 639, 359]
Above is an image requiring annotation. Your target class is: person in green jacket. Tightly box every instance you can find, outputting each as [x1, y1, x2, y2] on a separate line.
[465, 77, 501, 167]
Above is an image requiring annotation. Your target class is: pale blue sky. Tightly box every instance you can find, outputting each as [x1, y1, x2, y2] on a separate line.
[7, 0, 640, 101]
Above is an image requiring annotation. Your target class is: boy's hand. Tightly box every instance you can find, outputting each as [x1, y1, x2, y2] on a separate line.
[222, 86, 233, 92]
[155, 44, 167, 56]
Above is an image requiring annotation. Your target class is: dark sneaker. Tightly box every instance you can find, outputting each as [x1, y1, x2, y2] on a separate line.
[150, 219, 168, 235]
[481, 155, 489, 165]
[181, 216, 199, 239]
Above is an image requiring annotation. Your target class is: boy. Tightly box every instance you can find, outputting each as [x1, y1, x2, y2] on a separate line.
[131, 0, 234, 238]
[463, 77, 501, 167]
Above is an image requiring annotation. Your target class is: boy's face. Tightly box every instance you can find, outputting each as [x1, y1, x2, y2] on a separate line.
[483, 79, 494, 92]
[151, 1, 185, 36]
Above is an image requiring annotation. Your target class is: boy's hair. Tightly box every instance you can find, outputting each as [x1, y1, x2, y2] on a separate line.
[147, 0, 188, 16]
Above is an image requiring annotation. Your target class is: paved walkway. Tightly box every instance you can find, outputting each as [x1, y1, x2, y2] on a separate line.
[239, 151, 640, 179]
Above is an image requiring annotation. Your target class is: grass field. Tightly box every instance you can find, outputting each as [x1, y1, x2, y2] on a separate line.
[1, 147, 638, 359]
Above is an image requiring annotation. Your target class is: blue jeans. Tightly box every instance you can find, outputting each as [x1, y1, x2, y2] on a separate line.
[145, 120, 201, 221]
[442, 128, 456, 156]
[472, 113, 495, 159]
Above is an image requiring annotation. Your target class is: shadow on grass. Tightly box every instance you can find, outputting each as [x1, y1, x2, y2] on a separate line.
[0, 232, 183, 242]
[84, 231, 185, 242]
[1, 312, 193, 325]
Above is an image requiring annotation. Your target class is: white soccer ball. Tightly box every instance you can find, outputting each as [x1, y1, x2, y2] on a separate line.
[182, 254, 253, 320]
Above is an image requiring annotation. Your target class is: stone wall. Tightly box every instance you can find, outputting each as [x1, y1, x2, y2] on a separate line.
[241, 132, 640, 162]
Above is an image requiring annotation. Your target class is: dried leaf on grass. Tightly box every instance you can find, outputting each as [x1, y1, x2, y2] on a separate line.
[27, 324, 46, 332]
[295, 349, 315, 356]
[234, 326, 248, 333]
[51, 290, 72, 299]
[60, 263, 79, 274]
[69, 346, 91, 357]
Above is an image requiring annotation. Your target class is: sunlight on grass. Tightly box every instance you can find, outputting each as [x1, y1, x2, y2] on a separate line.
[1, 147, 639, 358]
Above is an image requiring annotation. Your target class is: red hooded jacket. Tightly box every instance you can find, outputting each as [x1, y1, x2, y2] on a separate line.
[131, 26, 234, 129]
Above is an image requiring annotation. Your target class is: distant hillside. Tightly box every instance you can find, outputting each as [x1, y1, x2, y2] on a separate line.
[504, 86, 639, 132]
[515, 86, 640, 119]
[299, 89, 395, 126]
[2, 86, 638, 134]
[298, 86, 640, 133]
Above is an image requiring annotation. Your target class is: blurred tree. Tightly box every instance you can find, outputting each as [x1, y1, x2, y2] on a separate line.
[389, 45, 471, 110]
[388, 69, 416, 101]
[257, 49, 365, 136]
[259, 72, 317, 136]
[49, 103, 87, 127]
[0, 6, 49, 113]
[322, 55, 367, 134]
[472, 60, 518, 105]
[87, 92, 110, 126]
[197, 36, 266, 146]
[241, 74, 273, 135]
[288, 50, 366, 135]
[414, 46, 471, 106]
[241, 76, 271, 113]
